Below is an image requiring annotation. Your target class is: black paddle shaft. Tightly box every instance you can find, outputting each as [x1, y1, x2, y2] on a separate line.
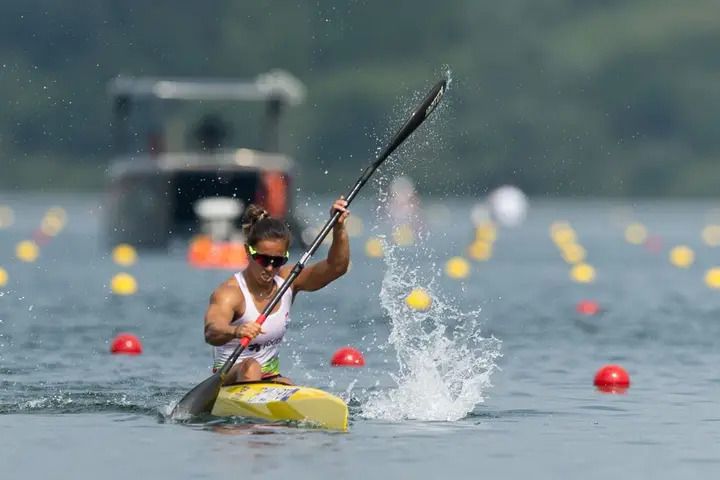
[172, 77, 447, 417]
[222, 78, 447, 373]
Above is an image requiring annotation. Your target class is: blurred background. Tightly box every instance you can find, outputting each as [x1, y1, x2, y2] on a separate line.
[2, 0, 719, 196]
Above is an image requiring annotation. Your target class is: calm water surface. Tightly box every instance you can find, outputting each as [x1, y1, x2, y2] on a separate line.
[1, 193, 720, 479]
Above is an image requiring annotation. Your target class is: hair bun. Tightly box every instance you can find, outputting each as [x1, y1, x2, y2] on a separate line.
[242, 204, 270, 236]
[241, 203, 291, 247]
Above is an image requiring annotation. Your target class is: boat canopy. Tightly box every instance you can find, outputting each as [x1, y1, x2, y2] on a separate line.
[108, 70, 305, 154]
[108, 70, 305, 105]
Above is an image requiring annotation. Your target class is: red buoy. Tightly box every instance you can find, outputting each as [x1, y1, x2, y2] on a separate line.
[330, 347, 365, 367]
[576, 300, 600, 316]
[110, 333, 143, 355]
[594, 364, 630, 393]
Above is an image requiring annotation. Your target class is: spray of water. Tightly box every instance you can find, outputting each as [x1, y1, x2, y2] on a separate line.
[361, 240, 501, 422]
[361, 68, 501, 422]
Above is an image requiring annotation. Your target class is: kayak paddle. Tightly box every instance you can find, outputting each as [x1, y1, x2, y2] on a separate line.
[171, 77, 448, 418]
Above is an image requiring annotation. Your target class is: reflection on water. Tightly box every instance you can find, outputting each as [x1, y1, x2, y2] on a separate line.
[207, 423, 286, 436]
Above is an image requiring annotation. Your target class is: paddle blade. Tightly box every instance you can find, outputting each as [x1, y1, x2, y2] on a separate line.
[378, 78, 447, 164]
[171, 372, 223, 419]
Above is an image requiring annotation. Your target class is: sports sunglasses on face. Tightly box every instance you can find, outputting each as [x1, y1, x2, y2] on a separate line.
[248, 245, 289, 268]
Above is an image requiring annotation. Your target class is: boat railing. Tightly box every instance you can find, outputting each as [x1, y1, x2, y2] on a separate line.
[108, 149, 293, 177]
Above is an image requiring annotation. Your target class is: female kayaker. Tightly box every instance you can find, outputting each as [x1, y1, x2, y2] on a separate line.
[203, 197, 350, 385]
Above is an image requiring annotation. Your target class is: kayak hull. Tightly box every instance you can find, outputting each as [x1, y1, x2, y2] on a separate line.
[211, 382, 348, 431]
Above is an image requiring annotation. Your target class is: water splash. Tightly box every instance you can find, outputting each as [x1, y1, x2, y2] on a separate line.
[361, 241, 501, 422]
[361, 70, 501, 421]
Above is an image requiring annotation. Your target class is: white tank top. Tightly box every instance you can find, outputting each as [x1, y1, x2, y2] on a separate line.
[212, 272, 292, 371]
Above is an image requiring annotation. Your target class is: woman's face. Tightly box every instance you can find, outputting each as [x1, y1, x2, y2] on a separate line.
[246, 238, 289, 285]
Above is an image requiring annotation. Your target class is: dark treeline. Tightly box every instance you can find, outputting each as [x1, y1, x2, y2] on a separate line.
[1, 0, 719, 196]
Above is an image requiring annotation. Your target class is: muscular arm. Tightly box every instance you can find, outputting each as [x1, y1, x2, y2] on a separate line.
[204, 282, 244, 346]
[287, 223, 350, 293]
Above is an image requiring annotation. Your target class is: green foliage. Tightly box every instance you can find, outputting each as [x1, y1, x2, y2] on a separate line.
[1, 0, 719, 195]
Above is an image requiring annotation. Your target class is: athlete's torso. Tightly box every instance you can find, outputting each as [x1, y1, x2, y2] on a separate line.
[212, 271, 292, 371]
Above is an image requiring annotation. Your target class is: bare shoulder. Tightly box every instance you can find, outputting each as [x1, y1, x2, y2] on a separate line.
[209, 275, 244, 309]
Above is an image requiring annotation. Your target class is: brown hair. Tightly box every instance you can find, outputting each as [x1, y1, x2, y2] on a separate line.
[241, 204, 291, 247]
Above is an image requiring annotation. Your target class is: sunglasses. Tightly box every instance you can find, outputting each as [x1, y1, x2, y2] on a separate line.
[248, 245, 289, 268]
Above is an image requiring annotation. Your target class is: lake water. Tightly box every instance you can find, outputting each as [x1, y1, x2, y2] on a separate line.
[1, 192, 720, 479]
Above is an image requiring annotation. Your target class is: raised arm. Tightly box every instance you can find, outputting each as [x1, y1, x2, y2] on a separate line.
[287, 197, 350, 293]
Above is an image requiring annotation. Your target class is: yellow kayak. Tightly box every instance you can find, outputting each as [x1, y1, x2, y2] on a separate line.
[211, 382, 348, 431]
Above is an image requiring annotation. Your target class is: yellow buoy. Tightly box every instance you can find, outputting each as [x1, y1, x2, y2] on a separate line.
[405, 288, 432, 312]
[46, 206, 67, 224]
[474, 223, 497, 243]
[392, 224, 415, 247]
[16, 240, 39, 262]
[111, 273, 138, 296]
[112, 244, 138, 266]
[560, 243, 586, 264]
[705, 268, 720, 289]
[570, 263, 596, 283]
[467, 240, 492, 261]
[364, 237, 384, 258]
[625, 223, 647, 245]
[551, 225, 577, 246]
[40, 214, 64, 237]
[701, 225, 720, 247]
[0, 206, 14, 228]
[445, 256, 470, 280]
[669, 245, 694, 268]
[549, 221, 571, 235]
[0, 267, 7, 287]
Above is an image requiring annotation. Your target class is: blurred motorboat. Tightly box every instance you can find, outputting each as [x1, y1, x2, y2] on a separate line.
[104, 70, 307, 249]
